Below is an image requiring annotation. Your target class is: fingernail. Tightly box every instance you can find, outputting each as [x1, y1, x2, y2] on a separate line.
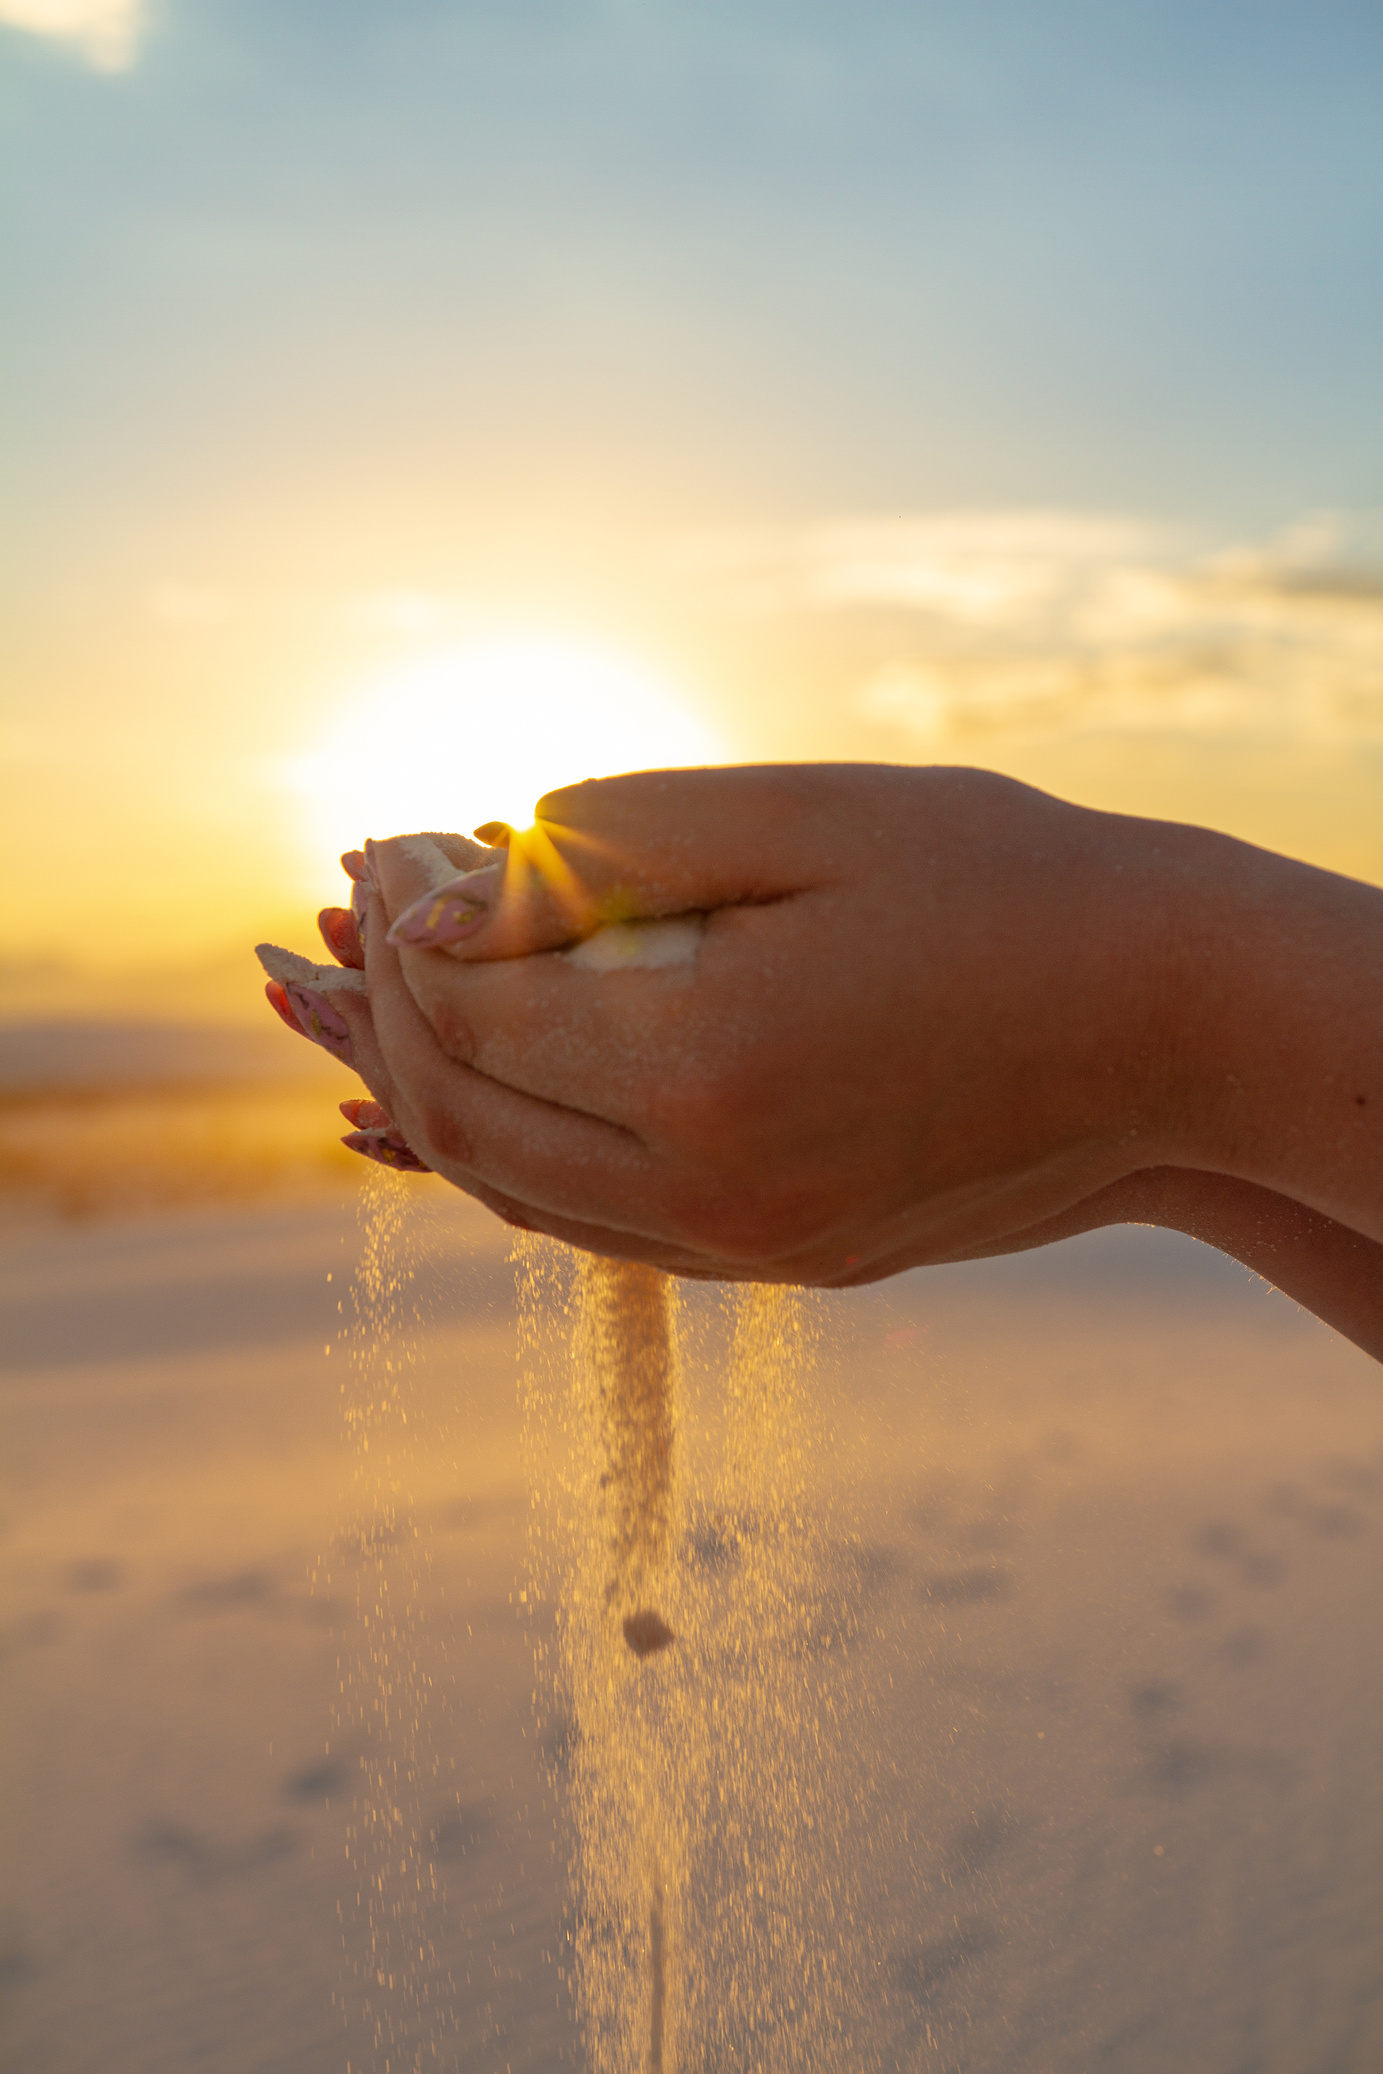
[472, 821, 513, 847]
[285, 984, 355, 1065]
[317, 906, 363, 966]
[340, 1097, 387, 1130]
[339, 1098, 411, 1150]
[265, 980, 302, 1033]
[342, 1130, 431, 1174]
[385, 865, 501, 948]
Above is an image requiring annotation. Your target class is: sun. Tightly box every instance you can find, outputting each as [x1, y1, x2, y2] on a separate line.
[285, 635, 724, 863]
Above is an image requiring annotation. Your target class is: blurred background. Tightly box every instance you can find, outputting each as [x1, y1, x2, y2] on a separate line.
[5, 0, 1381, 1205]
[2, 8, 1381, 2073]
[5, 0, 1382, 1007]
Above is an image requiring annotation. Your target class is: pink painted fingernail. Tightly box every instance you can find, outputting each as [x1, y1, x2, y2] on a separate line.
[385, 865, 502, 948]
[339, 1099, 412, 1151]
[265, 980, 302, 1034]
[342, 1130, 431, 1174]
[285, 984, 355, 1065]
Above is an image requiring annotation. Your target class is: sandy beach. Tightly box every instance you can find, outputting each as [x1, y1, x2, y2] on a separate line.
[3, 1106, 1379, 2073]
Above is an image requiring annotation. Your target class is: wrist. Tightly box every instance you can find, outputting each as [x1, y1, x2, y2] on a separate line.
[1139, 824, 1383, 1240]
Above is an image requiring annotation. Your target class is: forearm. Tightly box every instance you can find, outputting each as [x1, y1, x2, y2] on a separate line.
[1135, 1168, 1383, 1359]
[1144, 823, 1383, 1243]
[943, 1167, 1383, 1364]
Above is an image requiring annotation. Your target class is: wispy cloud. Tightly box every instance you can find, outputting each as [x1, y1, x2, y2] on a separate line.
[0, 0, 143, 71]
[676, 510, 1383, 747]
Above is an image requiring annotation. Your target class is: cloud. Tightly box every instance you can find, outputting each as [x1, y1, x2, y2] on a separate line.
[677, 509, 1383, 748]
[0, 0, 143, 71]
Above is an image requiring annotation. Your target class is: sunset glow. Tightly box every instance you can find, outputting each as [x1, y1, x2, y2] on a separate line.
[282, 637, 723, 860]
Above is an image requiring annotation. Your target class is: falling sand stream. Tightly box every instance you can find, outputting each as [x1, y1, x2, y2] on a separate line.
[519, 1241, 874, 2074]
[332, 1178, 875, 2072]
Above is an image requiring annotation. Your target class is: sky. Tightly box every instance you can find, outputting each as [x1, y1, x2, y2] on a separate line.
[3, 0, 1381, 1019]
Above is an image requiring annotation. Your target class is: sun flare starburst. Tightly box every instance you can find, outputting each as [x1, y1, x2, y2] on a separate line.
[283, 636, 722, 863]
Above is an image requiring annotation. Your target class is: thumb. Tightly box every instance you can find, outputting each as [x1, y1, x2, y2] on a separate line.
[380, 764, 842, 962]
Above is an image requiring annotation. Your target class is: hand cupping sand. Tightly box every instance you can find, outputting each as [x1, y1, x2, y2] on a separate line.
[259, 831, 704, 1088]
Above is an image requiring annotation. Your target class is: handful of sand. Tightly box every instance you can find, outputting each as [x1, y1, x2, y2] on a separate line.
[259, 830, 697, 1657]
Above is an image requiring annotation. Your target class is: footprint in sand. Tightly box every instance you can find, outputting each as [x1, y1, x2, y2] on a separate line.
[920, 1567, 1016, 1607]
[64, 1557, 122, 1593]
[0, 1611, 63, 1658]
[1129, 1679, 1183, 1719]
[1238, 1550, 1287, 1590]
[960, 1516, 1018, 1551]
[1304, 1501, 1366, 1538]
[887, 1916, 999, 2008]
[1145, 1736, 1287, 1795]
[0, 1913, 34, 1991]
[1167, 1583, 1216, 1623]
[427, 1802, 495, 1863]
[282, 1758, 349, 1804]
[944, 1807, 1024, 1878]
[177, 1567, 277, 1612]
[1192, 1520, 1245, 1560]
[1218, 1625, 1267, 1666]
[1322, 1456, 1380, 1499]
[134, 1817, 298, 1884]
[1189, 1519, 1287, 1591]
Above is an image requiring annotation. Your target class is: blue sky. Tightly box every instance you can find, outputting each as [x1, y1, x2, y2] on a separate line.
[5, 0, 1381, 539]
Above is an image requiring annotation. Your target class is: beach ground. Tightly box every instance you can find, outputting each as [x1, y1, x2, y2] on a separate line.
[2, 1105, 1380, 2073]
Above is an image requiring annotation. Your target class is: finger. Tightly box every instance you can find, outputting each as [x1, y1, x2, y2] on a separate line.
[363, 830, 501, 936]
[388, 905, 751, 1128]
[377, 764, 861, 963]
[317, 907, 365, 968]
[341, 1129, 432, 1173]
[257, 940, 404, 1113]
[457, 1175, 740, 1276]
[339, 1097, 393, 1131]
[363, 890, 683, 1237]
[337, 1096, 424, 1164]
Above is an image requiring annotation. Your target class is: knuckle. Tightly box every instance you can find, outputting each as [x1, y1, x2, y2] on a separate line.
[415, 1097, 474, 1169]
[429, 997, 477, 1065]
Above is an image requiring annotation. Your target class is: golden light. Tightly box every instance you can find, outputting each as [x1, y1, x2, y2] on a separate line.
[282, 635, 724, 865]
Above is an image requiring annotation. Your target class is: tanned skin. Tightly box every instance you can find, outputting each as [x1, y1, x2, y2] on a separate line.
[298, 765, 1383, 1362]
